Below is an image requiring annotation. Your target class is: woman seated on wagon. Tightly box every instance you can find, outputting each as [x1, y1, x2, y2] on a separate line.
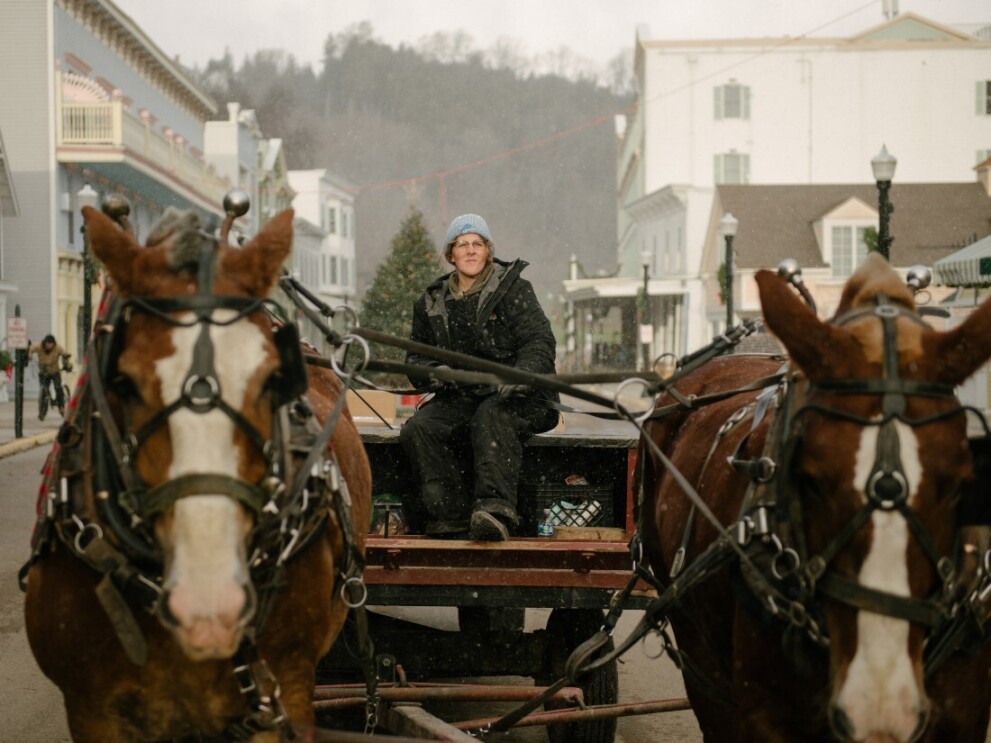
[399, 214, 559, 541]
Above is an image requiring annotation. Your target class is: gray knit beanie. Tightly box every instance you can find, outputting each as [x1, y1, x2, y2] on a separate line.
[445, 214, 493, 253]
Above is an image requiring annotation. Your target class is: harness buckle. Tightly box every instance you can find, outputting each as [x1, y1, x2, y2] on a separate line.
[736, 517, 753, 546]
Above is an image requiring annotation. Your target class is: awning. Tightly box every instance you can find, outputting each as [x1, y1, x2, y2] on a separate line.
[933, 234, 991, 288]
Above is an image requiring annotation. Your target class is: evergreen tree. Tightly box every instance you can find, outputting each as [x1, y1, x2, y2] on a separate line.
[360, 208, 444, 383]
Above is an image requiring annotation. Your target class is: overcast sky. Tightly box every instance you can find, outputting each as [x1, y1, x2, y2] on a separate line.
[114, 0, 988, 73]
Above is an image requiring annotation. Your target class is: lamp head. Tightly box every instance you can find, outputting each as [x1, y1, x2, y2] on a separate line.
[77, 183, 99, 211]
[640, 248, 652, 271]
[871, 145, 897, 183]
[720, 212, 738, 238]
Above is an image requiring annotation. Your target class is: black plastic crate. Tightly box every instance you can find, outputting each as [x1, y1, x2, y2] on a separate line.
[522, 483, 615, 531]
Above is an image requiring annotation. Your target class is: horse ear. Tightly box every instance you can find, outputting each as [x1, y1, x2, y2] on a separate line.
[928, 296, 991, 386]
[83, 206, 141, 293]
[223, 209, 294, 296]
[755, 269, 855, 379]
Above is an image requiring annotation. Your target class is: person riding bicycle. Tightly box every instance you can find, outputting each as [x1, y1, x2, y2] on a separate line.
[29, 334, 69, 419]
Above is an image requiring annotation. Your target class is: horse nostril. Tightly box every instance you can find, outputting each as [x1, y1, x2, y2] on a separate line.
[829, 705, 854, 740]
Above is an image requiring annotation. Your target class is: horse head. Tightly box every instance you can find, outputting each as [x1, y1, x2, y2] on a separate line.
[756, 253, 991, 743]
[83, 205, 294, 661]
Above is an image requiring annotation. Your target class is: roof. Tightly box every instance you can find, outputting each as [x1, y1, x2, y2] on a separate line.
[933, 233, 991, 287]
[717, 183, 991, 270]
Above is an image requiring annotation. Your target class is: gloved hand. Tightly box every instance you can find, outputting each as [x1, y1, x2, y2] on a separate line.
[428, 365, 455, 392]
[497, 383, 530, 400]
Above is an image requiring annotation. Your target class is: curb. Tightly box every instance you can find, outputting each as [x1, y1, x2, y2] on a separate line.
[0, 430, 58, 460]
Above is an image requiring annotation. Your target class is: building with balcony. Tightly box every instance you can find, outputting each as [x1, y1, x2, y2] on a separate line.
[0, 0, 296, 397]
[565, 11, 991, 371]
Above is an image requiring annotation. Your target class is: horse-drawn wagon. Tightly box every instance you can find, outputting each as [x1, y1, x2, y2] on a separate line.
[315, 412, 658, 742]
[21, 191, 991, 743]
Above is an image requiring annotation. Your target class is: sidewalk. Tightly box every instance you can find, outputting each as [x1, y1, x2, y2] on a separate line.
[0, 399, 62, 460]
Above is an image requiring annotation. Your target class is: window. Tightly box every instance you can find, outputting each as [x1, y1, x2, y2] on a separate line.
[978, 149, 991, 164]
[978, 81, 991, 115]
[831, 226, 870, 278]
[714, 153, 750, 184]
[326, 206, 336, 234]
[715, 82, 751, 120]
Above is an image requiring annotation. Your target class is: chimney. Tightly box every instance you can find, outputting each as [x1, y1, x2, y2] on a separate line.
[227, 102, 241, 121]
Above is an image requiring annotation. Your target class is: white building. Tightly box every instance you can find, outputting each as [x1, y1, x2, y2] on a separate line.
[205, 103, 294, 237]
[565, 12, 991, 371]
[287, 169, 358, 349]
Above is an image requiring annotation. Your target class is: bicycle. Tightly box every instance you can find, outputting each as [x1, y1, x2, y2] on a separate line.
[38, 354, 72, 421]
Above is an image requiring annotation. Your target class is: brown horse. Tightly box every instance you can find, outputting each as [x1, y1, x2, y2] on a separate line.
[23, 206, 371, 742]
[640, 254, 991, 743]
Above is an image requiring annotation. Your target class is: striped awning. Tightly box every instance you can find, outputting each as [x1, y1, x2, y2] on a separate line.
[933, 235, 991, 288]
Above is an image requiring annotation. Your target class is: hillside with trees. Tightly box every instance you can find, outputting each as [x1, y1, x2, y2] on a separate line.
[192, 23, 632, 311]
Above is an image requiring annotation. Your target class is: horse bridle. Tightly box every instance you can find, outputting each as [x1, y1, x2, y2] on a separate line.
[85, 230, 312, 563]
[750, 295, 983, 641]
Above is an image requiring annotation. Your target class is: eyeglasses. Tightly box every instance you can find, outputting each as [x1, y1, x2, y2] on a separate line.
[453, 239, 486, 252]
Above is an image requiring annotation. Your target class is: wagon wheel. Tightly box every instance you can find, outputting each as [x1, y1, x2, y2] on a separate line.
[543, 608, 618, 743]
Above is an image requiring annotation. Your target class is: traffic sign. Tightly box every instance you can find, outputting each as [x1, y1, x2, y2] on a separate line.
[6, 317, 28, 349]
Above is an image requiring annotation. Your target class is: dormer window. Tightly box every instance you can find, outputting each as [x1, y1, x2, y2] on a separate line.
[831, 225, 870, 278]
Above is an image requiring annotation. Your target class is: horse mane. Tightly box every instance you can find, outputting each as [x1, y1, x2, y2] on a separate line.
[144, 207, 214, 273]
[832, 252, 915, 319]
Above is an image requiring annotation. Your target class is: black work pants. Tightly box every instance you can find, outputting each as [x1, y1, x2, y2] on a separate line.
[399, 390, 559, 535]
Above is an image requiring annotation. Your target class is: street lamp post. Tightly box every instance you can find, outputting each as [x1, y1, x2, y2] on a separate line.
[871, 145, 897, 261]
[77, 184, 99, 352]
[720, 212, 738, 330]
[639, 248, 652, 371]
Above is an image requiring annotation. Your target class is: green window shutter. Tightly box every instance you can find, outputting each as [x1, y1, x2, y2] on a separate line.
[979, 81, 987, 115]
[714, 154, 723, 184]
[743, 154, 750, 184]
[714, 87, 723, 120]
[743, 86, 751, 120]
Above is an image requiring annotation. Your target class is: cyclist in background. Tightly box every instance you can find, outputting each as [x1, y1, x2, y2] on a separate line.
[29, 334, 69, 420]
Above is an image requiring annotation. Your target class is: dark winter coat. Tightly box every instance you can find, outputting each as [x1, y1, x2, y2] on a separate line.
[407, 258, 558, 401]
